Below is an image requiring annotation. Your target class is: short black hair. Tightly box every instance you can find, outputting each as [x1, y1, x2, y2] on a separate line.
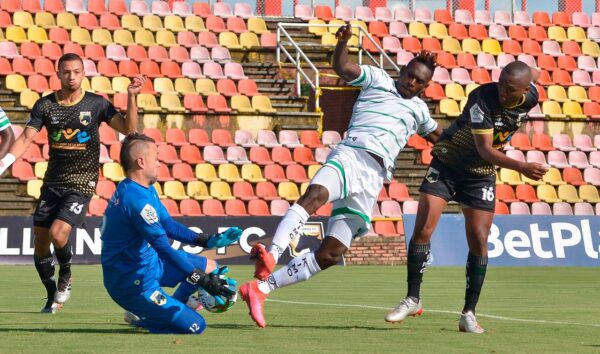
[407, 51, 437, 73]
[57, 53, 83, 71]
[120, 133, 155, 173]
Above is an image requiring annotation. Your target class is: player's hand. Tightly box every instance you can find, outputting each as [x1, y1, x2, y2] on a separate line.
[209, 266, 237, 305]
[189, 267, 236, 301]
[205, 227, 243, 249]
[127, 75, 147, 95]
[335, 24, 353, 42]
[520, 162, 548, 180]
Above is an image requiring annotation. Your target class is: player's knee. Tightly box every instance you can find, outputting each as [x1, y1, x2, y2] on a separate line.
[412, 225, 435, 242]
[49, 221, 72, 243]
[175, 310, 206, 335]
[297, 185, 329, 214]
[314, 248, 342, 270]
[186, 317, 206, 335]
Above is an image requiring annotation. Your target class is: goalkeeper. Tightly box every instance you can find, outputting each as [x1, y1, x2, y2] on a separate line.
[101, 133, 242, 334]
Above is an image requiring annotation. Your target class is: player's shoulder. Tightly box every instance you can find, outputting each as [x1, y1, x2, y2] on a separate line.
[83, 91, 109, 104]
[117, 180, 156, 209]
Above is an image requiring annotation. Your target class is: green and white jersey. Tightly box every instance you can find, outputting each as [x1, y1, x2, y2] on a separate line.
[341, 65, 437, 180]
[0, 107, 11, 132]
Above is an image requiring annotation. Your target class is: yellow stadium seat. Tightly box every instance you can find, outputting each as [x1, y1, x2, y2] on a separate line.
[6, 74, 27, 93]
[308, 164, 321, 179]
[164, 181, 189, 200]
[567, 26, 586, 42]
[499, 168, 525, 185]
[71, 27, 92, 45]
[248, 17, 269, 34]
[27, 179, 43, 199]
[231, 95, 256, 113]
[252, 95, 276, 113]
[442, 37, 461, 54]
[579, 185, 600, 203]
[137, 93, 161, 111]
[164, 15, 185, 32]
[542, 167, 566, 186]
[429, 22, 448, 39]
[308, 19, 327, 36]
[0, 28, 5, 41]
[218, 163, 243, 183]
[174, 78, 196, 95]
[240, 32, 260, 49]
[462, 38, 482, 54]
[439, 98, 460, 117]
[521, 174, 544, 186]
[495, 171, 502, 185]
[558, 184, 582, 203]
[154, 77, 176, 94]
[321, 33, 337, 46]
[13, 11, 34, 28]
[114, 29, 135, 46]
[567, 86, 590, 103]
[195, 79, 219, 96]
[20, 90, 40, 109]
[160, 93, 185, 112]
[34, 162, 47, 179]
[536, 185, 561, 203]
[27, 26, 49, 44]
[219, 31, 242, 49]
[349, 20, 367, 37]
[482, 38, 501, 55]
[142, 114, 161, 129]
[542, 100, 566, 119]
[548, 26, 567, 42]
[278, 182, 300, 201]
[122, 14, 143, 31]
[187, 181, 212, 200]
[459, 99, 468, 111]
[347, 35, 359, 52]
[6, 26, 27, 43]
[210, 181, 235, 201]
[35, 12, 56, 29]
[153, 182, 166, 199]
[563, 101, 586, 119]
[547, 121, 565, 137]
[582, 40, 600, 58]
[300, 182, 309, 195]
[82, 77, 91, 91]
[92, 29, 113, 45]
[112, 77, 131, 93]
[156, 29, 177, 47]
[408, 22, 429, 39]
[195, 163, 220, 182]
[56, 13, 77, 29]
[135, 29, 155, 47]
[143, 15, 163, 32]
[240, 164, 266, 183]
[165, 114, 184, 129]
[91, 76, 115, 94]
[445, 83, 465, 100]
[328, 19, 345, 34]
[547, 85, 568, 102]
[185, 15, 206, 33]
[465, 83, 479, 97]
[103, 162, 125, 182]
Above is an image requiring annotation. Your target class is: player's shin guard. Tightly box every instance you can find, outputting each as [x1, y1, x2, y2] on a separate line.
[268, 204, 309, 263]
[257, 251, 321, 294]
[463, 252, 488, 313]
[406, 241, 430, 300]
[34, 252, 56, 306]
[54, 240, 73, 279]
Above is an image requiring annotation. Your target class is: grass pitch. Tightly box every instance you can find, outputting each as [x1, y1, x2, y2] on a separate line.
[0, 265, 598, 354]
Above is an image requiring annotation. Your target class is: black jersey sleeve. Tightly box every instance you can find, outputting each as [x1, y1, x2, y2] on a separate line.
[26, 98, 46, 132]
[466, 90, 494, 135]
[99, 97, 119, 124]
[522, 83, 539, 111]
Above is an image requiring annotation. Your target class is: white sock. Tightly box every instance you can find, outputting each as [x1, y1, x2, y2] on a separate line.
[268, 204, 309, 263]
[257, 252, 321, 295]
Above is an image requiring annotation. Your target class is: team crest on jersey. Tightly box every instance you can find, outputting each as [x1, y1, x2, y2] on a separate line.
[149, 290, 167, 306]
[79, 112, 92, 126]
[469, 104, 485, 123]
[141, 204, 159, 224]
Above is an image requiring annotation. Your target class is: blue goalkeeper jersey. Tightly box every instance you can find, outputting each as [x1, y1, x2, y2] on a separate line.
[101, 179, 195, 296]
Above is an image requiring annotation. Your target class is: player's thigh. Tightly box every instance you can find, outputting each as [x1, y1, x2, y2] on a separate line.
[55, 189, 91, 228]
[160, 250, 211, 287]
[33, 186, 61, 229]
[454, 174, 496, 213]
[309, 163, 343, 202]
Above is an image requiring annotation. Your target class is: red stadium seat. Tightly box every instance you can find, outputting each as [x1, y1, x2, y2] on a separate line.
[533, 11, 551, 27]
[496, 184, 519, 203]
[271, 147, 295, 165]
[249, 146, 274, 165]
[293, 147, 318, 166]
[494, 201, 509, 214]
[388, 182, 413, 202]
[88, 198, 108, 216]
[157, 145, 181, 164]
[256, 181, 279, 201]
[180, 199, 203, 216]
[212, 129, 235, 147]
[12, 160, 36, 181]
[286, 164, 309, 183]
[183, 94, 208, 113]
[96, 180, 116, 199]
[108, 0, 127, 15]
[233, 181, 258, 201]
[161, 199, 182, 216]
[532, 133, 555, 152]
[203, 199, 225, 216]
[264, 164, 288, 183]
[142, 128, 164, 145]
[374, 221, 401, 236]
[248, 199, 270, 216]
[189, 129, 211, 147]
[180, 145, 204, 164]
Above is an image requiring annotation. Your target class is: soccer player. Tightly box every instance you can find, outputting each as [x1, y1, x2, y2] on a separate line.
[101, 133, 242, 334]
[239, 24, 443, 328]
[0, 53, 146, 313]
[385, 61, 547, 333]
[0, 106, 15, 158]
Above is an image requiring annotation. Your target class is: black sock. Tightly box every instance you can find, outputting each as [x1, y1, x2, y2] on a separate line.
[54, 240, 73, 279]
[406, 241, 430, 300]
[464, 252, 488, 314]
[34, 252, 56, 305]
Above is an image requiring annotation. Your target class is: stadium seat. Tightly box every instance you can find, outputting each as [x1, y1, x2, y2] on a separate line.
[248, 146, 273, 166]
[179, 199, 202, 216]
[542, 167, 566, 186]
[269, 199, 289, 216]
[515, 184, 540, 203]
[185, 180, 210, 201]
[552, 202, 573, 215]
[286, 164, 309, 183]
[293, 147, 318, 166]
[536, 185, 561, 203]
[579, 185, 600, 203]
[206, 95, 231, 113]
[562, 167, 586, 187]
[202, 199, 225, 216]
[210, 181, 234, 201]
[388, 182, 413, 202]
[530, 201, 551, 215]
[573, 202, 594, 215]
[179, 145, 203, 165]
[558, 184, 583, 203]
[569, 151, 592, 169]
[499, 168, 524, 185]
[203, 146, 227, 164]
[583, 167, 600, 186]
[195, 163, 220, 183]
[278, 182, 300, 202]
[264, 164, 288, 183]
[157, 144, 181, 165]
[232, 181, 258, 201]
[432, 67, 452, 84]
[12, 160, 36, 181]
[224, 199, 247, 216]
[238, 164, 265, 183]
[440, 99, 460, 117]
[226, 146, 250, 165]
[496, 184, 519, 203]
[234, 130, 258, 148]
[103, 162, 125, 182]
[164, 181, 189, 201]
[170, 163, 195, 183]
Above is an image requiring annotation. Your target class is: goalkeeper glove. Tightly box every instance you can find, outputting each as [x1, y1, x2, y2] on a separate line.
[186, 267, 235, 302]
[196, 227, 243, 249]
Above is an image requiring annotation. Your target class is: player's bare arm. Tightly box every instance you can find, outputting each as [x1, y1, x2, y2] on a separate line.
[109, 75, 147, 134]
[473, 133, 547, 180]
[332, 24, 361, 82]
[424, 126, 443, 144]
[0, 127, 37, 174]
[0, 126, 15, 157]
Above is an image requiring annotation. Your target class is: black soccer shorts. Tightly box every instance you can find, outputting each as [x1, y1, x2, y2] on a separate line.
[33, 186, 92, 228]
[419, 158, 496, 213]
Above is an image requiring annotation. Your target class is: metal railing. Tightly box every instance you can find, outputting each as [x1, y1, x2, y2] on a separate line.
[276, 22, 400, 110]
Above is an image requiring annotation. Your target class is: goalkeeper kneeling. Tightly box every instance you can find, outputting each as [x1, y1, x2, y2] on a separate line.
[100, 133, 241, 334]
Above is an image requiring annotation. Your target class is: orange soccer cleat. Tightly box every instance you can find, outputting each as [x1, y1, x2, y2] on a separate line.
[250, 243, 276, 280]
[239, 281, 268, 328]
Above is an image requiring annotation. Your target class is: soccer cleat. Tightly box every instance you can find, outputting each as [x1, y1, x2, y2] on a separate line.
[250, 243, 276, 281]
[459, 311, 485, 334]
[54, 276, 72, 304]
[124, 311, 143, 327]
[40, 301, 61, 314]
[384, 297, 424, 323]
[239, 281, 267, 328]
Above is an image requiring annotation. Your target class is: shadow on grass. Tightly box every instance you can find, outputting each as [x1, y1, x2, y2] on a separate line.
[0, 327, 142, 335]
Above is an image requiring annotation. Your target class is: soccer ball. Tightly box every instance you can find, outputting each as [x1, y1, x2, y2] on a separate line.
[198, 289, 237, 313]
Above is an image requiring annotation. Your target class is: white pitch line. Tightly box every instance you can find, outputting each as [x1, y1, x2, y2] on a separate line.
[266, 299, 600, 328]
